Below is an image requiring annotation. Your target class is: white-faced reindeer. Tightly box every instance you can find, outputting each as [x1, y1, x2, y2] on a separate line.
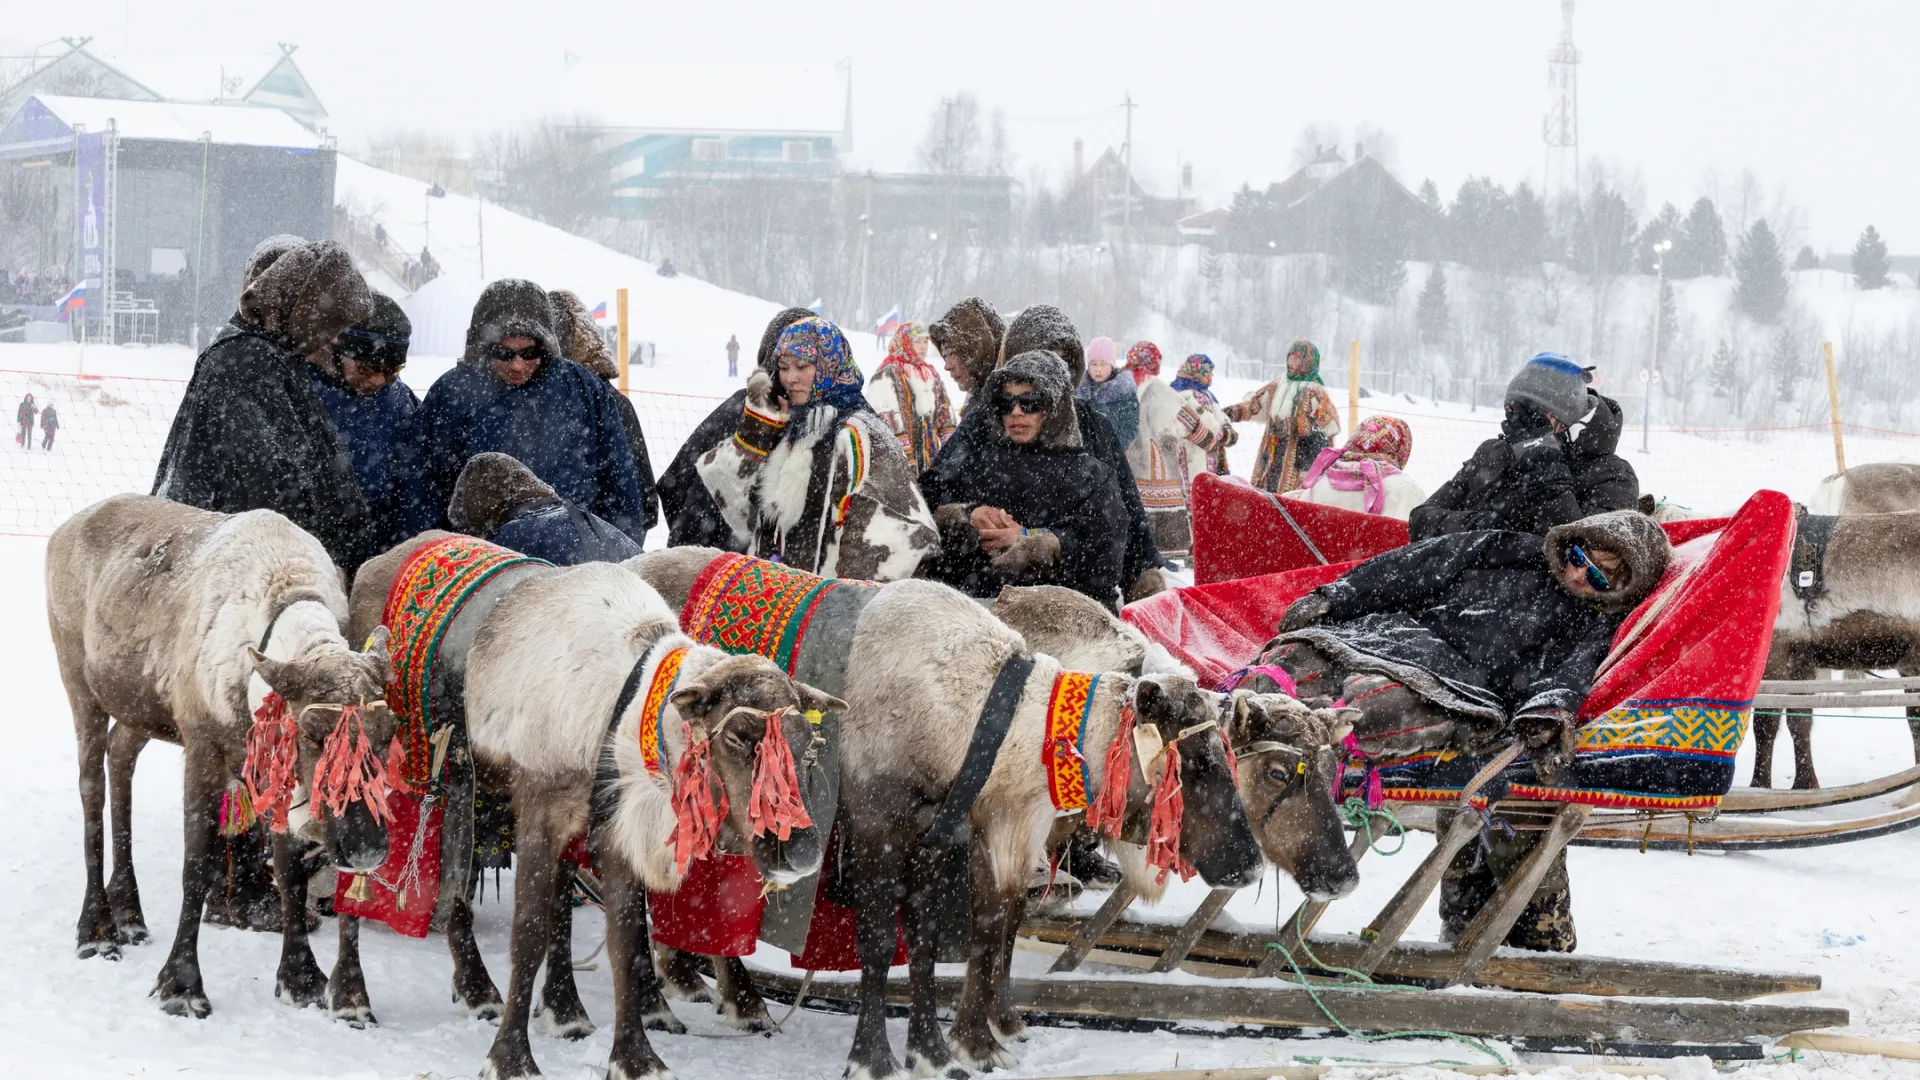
[47, 496, 397, 1018]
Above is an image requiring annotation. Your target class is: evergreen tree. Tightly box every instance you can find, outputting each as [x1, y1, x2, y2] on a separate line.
[1734, 218, 1790, 323]
[1709, 339, 1739, 400]
[1672, 196, 1728, 278]
[1638, 202, 1682, 274]
[1416, 265, 1451, 345]
[1418, 178, 1443, 213]
[1340, 216, 1408, 305]
[1792, 245, 1822, 271]
[1769, 327, 1800, 401]
[1852, 225, 1891, 289]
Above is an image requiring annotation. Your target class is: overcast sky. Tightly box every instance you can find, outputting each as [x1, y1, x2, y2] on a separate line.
[10, 1, 1914, 253]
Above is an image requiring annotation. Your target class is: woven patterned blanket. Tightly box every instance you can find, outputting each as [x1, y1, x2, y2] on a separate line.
[680, 552, 877, 679]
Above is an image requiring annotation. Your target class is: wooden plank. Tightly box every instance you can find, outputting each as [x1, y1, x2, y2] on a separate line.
[1721, 763, 1920, 812]
[1018, 919, 1820, 1000]
[1151, 887, 1235, 973]
[1255, 827, 1377, 977]
[745, 966, 1848, 1045]
[1356, 808, 1481, 974]
[1575, 800, 1920, 849]
[1442, 803, 1591, 987]
[1049, 881, 1136, 974]
[1759, 675, 1920, 693]
[1752, 692, 1920, 710]
[1035, 1067, 1673, 1080]
[1779, 1032, 1920, 1061]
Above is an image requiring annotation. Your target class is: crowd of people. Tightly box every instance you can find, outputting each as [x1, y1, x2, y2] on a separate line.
[150, 239, 1653, 952]
[8, 269, 73, 307]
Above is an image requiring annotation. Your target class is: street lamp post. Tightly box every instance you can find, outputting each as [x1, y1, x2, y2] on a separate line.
[1640, 238, 1673, 454]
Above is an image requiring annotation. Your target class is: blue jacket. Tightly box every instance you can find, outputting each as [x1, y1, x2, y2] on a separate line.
[311, 371, 419, 550]
[491, 499, 643, 566]
[406, 358, 651, 541]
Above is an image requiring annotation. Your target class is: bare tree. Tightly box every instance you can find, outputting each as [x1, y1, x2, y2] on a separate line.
[473, 115, 609, 235]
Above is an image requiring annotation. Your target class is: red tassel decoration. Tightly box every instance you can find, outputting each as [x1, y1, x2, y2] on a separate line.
[242, 693, 300, 833]
[312, 706, 395, 827]
[1085, 705, 1135, 839]
[669, 722, 728, 876]
[747, 709, 812, 841]
[1144, 740, 1197, 885]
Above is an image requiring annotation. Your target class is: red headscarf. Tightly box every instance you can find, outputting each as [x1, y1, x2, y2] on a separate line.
[878, 322, 935, 381]
[1126, 341, 1163, 385]
[1343, 415, 1412, 468]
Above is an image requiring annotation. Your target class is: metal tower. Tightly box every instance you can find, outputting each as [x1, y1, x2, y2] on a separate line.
[1542, 0, 1580, 203]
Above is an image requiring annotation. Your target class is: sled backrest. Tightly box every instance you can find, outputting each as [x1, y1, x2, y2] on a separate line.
[1189, 473, 1409, 584]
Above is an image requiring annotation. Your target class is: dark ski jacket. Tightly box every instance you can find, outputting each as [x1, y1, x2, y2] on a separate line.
[492, 499, 643, 565]
[311, 371, 419, 550]
[1408, 393, 1640, 542]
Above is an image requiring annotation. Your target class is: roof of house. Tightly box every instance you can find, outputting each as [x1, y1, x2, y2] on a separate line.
[0, 95, 324, 153]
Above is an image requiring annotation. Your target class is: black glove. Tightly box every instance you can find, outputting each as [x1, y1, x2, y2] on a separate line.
[1279, 592, 1333, 633]
[1513, 708, 1578, 785]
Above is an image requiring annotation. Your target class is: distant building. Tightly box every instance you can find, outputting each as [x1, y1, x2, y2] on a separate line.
[0, 41, 329, 132]
[1223, 145, 1437, 257]
[1067, 144, 1196, 235]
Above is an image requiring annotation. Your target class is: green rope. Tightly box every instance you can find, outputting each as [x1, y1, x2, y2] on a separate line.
[1262, 907, 1510, 1067]
[1341, 797, 1407, 856]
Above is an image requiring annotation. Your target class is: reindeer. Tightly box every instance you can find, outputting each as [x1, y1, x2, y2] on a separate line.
[630, 548, 1267, 1079]
[462, 562, 842, 1080]
[1809, 462, 1920, 515]
[47, 496, 396, 1018]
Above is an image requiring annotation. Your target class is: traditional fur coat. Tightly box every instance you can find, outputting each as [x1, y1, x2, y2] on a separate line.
[1128, 377, 1231, 558]
[865, 323, 956, 473]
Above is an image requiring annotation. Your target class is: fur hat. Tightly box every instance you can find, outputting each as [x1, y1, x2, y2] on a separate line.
[757, 307, 817, 377]
[1506, 351, 1593, 428]
[1545, 510, 1673, 613]
[448, 452, 558, 539]
[999, 305, 1085, 384]
[928, 296, 1006, 391]
[983, 349, 1081, 449]
[548, 289, 617, 380]
[237, 240, 372, 357]
[241, 234, 307, 286]
[336, 293, 412, 371]
[461, 279, 562, 368]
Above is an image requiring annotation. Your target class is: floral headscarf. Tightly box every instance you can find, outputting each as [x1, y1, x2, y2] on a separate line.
[1299, 414, 1412, 515]
[1343, 415, 1412, 468]
[1285, 340, 1322, 383]
[1171, 354, 1216, 406]
[1126, 341, 1163, 385]
[775, 316, 869, 440]
[879, 322, 934, 380]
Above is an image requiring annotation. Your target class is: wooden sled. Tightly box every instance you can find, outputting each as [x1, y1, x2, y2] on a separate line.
[1720, 675, 1920, 813]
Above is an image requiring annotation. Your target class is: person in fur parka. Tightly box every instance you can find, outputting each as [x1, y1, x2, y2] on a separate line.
[1128, 349, 1233, 558]
[697, 316, 937, 580]
[866, 320, 956, 472]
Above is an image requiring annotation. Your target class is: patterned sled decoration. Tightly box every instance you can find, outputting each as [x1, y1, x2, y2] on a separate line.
[1129, 491, 1794, 811]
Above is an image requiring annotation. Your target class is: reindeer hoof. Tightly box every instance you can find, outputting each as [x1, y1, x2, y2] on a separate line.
[905, 1050, 965, 1078]
[844, 1063, 904, 1080]
[534, 1003, 596, 1040]
[641, 1006, 687, 1034]
[75, 938, 121, 961]
[154, 988, 212, 1019]
[608, 1061, 674, 1080]
[479, 1058, 540, 1080]
[953, 1040, 1015, 1072]
[115, 922, 150, 947]
[989, 1015, 1029, 1043]
[329, 1003, 377, 1028]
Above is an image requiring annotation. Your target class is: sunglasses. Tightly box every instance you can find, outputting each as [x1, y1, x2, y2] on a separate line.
[994, 391, 1052, 416]
[1566, 545, 1612, 592]
[489, 344, 545, 364]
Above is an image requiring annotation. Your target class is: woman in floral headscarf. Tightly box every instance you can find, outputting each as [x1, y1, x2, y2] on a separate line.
[1125, 344, 1232, 558]
[1224, 339, 1341, 493]
[867, 321, 957, 473]
[1169, 353, 1236, 474]
[698, 316, 937, 578]
[1286, 414, 1426, 518]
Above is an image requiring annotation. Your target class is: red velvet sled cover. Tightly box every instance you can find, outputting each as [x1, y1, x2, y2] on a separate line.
[649, 854, 767, 958]
[1189, 472, 1410, 584]
[1126, 491, 1791, 808]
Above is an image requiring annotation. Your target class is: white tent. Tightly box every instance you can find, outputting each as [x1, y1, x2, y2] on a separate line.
[398, 274, 487, 359]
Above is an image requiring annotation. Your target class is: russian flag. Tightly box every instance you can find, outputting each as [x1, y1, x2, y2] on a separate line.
[58, 284, 86, 315]
[590, 301, 607, 320]
[874, 306, 901, 338]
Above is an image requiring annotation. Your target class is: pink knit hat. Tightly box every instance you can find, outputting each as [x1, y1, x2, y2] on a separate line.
[1086, 336, 1117, 366]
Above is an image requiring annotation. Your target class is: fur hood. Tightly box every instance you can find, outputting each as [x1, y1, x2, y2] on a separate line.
[236, 240, 372, 357]
[549, 289, 617, 379]
[983, 350, 1082, 449]
[460, 279, 561, 367]
[1545, 510, 1672, 612]
[448, 452, 559, 539]
[241, 233, 307, 286]
[999, 304, 1085, 385]
[928, 296, 1006, 391]
[757, 307, 816, 377]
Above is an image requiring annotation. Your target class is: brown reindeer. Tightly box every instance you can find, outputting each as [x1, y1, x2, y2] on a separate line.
[47, 496, 397, 1018]
[461, 561, 843, 1080]
[1752, 510, 1920, 788]
[632, 549, 1264, 1079]
[1809, 462, 1920, 515]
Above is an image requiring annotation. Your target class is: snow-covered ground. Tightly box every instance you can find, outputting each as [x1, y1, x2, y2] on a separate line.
[7, 164, 1920, 1078]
